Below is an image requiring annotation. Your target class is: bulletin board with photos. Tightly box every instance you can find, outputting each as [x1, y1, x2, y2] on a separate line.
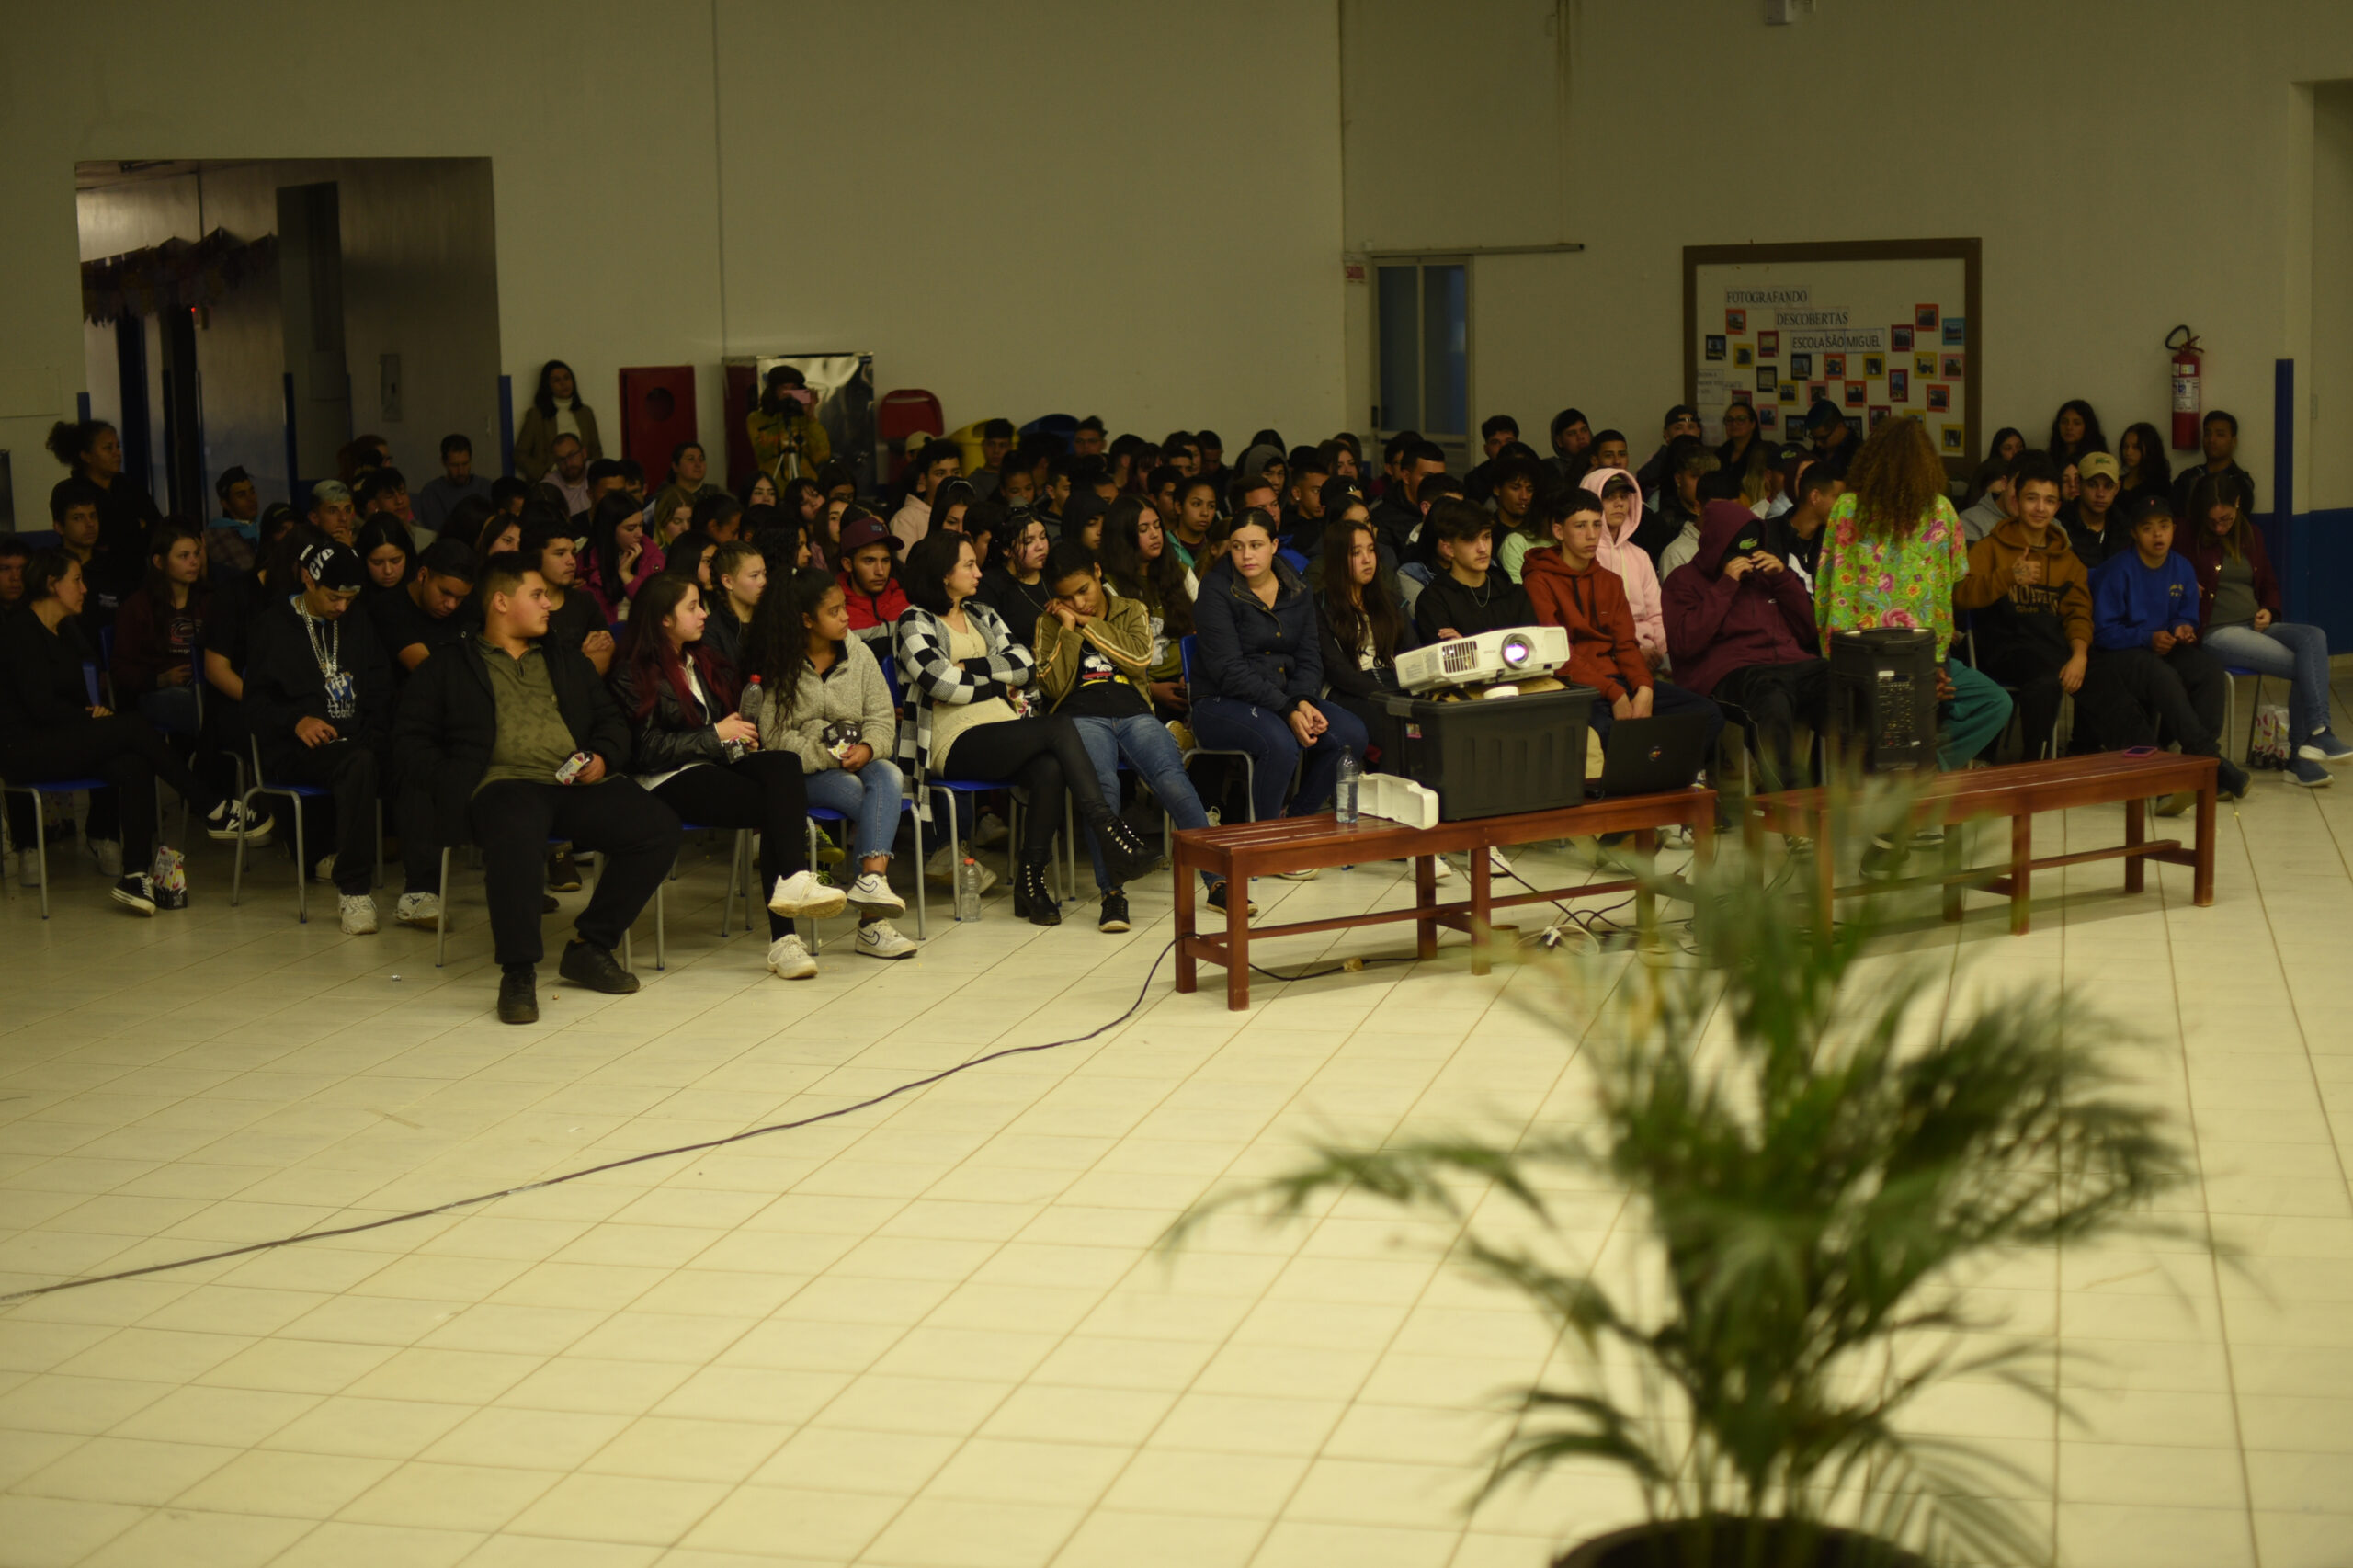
[1683, 239, 1982, 483]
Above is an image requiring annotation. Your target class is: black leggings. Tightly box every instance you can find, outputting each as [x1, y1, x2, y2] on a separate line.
[651, 752, 811, 937]
[0, 715, 221, 870]
[937, 716, 1110, 859]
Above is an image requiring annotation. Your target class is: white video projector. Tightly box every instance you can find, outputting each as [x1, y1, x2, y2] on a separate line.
[1395, 624, 1569, 695]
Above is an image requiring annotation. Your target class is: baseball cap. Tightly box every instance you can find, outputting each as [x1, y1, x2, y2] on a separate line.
[2077, 452, 2120, 484]
[298, 539, 367, 592]
[837, 515, 898, 556]
[2125, 493, 2175, 528]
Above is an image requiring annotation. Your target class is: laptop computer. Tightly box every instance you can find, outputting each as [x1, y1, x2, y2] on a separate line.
[1588, 712, 1713, 798]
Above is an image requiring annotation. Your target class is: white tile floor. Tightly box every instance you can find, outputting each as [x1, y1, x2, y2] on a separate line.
[3, 699, 2352, 1567]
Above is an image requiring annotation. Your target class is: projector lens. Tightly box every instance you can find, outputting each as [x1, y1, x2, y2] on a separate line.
[1500, 634, 1531, 667]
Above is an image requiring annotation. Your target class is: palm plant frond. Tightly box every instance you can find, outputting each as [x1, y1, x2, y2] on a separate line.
[1167, 778, 2189, 1563]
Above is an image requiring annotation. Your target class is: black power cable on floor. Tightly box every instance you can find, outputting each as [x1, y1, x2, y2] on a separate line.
[0, 918, 1461, 1308]
[0, 937, 1190, 1306]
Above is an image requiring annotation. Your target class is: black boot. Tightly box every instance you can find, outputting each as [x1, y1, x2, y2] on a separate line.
[497, 964, 540, 1025]
[1016, 854, 1061, 926]
[1088, 811, 1158, 887]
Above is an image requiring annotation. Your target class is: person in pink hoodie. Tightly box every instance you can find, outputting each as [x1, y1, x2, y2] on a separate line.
[1579, 466, 1667, 672]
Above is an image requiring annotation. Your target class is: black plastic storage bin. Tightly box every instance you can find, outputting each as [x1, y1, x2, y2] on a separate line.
[1375, 685, 1597, 820]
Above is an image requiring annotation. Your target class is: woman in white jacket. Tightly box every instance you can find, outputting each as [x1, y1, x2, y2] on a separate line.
[744, 565, 919, 960]
[1580, 466, 1669, 673]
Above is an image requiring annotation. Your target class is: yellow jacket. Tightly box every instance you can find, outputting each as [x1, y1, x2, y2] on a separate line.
[1035, 597, 1157, 711]
[746, 406, 832, 482]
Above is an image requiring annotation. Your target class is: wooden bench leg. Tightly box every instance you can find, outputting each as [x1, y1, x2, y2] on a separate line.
[2193, 779, 2216, 906]
[1174, 854, 1199, 994]
[1226, 859, 1250, 1010]
[2009, 812, 2032, 935]
[1941, 823, 1966, 923]
[1415, 856, 1438, 959]
[1634, 827, 1657, 930]
[1469, 846, 1493, 975]
[2123, 796, 2147, 893]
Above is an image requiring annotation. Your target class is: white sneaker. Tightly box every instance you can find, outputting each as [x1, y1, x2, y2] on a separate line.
[15, 849, 41, 887]
[767, 934, 818, 979]
[1275, 866, 1320, 881]
[855, 920, 919, 960]
[767, 869, 847, 920]
[972, 811, 1010, 848]
[845, 871, 905, 915]
[1488, 847, 1516, 877]
[338, 894, 378, 934]
[88, 838, 123, 879]
[204, 799, 272, 845]
[312, 855, 338, 884]
[1430, 856, 1453, 881]
[394, 891, 442, 928]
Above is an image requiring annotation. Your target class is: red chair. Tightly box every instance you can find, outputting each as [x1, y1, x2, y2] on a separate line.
[877, 388, 945, 445]
[876, 388, 946, 488]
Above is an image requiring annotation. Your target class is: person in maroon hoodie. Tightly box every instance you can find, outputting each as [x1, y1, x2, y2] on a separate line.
[1524, 490, 1722, 755]
[1665, 499, 1825, 790]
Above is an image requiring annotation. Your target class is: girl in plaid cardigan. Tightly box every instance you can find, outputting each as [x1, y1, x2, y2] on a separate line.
[893, 529, 1155, 924]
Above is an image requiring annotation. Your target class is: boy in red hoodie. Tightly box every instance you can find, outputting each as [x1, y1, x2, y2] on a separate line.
[1524, 491, 1722, 755]
[835, 514, 909, 652]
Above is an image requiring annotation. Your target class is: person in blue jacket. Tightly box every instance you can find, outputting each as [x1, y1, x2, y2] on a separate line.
[2084, 494, 2250, 798]
[1188, 508, 1370, 821]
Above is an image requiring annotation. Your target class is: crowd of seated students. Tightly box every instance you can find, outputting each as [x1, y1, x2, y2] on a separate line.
[6, 378, 2341, 1017]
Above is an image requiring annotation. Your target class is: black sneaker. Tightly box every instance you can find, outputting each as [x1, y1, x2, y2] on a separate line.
[497, 964, 540, 1025]
[558, 937, 639, 994]
[109, 873, 156, 916]
[547, 847, 582, 892]
[1097, 890, 1131, 933]
[2218, 757, 2251, 801]
[1205, 880, 1256, 917]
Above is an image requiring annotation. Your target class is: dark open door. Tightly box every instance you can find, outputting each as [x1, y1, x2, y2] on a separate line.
[620, 366, 699, 481]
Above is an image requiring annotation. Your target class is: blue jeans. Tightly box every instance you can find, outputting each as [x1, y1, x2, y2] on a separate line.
[1939, 658, 2014, 770]
[2203, 621, 2334, 751]
[1072, 713, 1211, 892]
[805, 757, 905, 861]
[1189, 698, 1370, 822]
[137, 685, 201, 735]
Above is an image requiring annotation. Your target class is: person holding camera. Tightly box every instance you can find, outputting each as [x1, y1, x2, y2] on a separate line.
[610, 573, 845, 980]
[747, 365, 831, 484]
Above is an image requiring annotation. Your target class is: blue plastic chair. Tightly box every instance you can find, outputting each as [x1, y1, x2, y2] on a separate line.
[230, 738, 381, 922]
[1176, 635, 1258, 819]
[651, 824, 756, 969]
[2, 776, 119, 919]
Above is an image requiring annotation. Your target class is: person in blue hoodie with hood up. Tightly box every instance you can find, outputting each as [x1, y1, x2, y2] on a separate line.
[2085, 493, 2250, 799]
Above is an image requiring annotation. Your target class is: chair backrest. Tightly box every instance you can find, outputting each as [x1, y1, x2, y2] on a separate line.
[876, 389, 945, 446]
[80, 662, 101, 708]
[1178, 634, 1199, 687]
[876, 651, 904, 710]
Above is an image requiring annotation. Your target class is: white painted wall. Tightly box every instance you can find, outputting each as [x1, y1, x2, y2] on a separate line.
[6, 0, 2348, 532]
[0, 0, 1349, 528]
[1337, 0, 2353, 511]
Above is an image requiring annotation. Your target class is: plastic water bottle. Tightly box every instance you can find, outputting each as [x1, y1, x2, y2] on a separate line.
[1336, 748, 1360, 825]
[956, 857, 983, 921]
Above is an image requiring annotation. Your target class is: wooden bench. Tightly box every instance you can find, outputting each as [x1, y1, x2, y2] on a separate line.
[1171, 790, 1718, 1010]
[1745, 753, 2218, 936]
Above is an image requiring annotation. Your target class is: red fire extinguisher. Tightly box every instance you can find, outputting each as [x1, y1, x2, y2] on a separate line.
[2167, 325, 2202, 450]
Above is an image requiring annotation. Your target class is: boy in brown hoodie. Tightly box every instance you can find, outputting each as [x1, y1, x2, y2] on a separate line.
[1524, 490, 1722, 756]
[1952, 450, 2097, 755]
